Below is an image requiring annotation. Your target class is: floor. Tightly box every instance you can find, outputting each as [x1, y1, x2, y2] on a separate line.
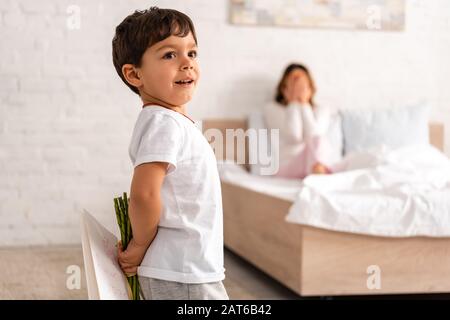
[1, 245, 449, 300]
[0, 245, 298, 300]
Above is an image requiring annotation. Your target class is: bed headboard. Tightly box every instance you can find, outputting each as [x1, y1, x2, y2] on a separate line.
[201, 119, 444, 167]
[201, 119, 250, 169]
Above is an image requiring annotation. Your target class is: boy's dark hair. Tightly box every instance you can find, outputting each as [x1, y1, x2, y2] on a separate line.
[112, 7, 198, 95]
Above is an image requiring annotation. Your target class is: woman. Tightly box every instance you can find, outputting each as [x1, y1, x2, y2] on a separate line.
[264, 63, 337, 179]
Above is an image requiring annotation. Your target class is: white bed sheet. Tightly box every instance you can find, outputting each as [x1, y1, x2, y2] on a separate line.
[218, 144, 450, 238]
[217, 161, 302, 202]
[286, 144, 450, 237]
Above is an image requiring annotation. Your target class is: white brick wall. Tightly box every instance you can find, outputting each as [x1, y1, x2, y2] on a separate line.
[1, 0, 449, 246]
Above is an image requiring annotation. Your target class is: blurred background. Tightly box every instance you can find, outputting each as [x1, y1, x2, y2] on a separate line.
[0, 0, 449, 299]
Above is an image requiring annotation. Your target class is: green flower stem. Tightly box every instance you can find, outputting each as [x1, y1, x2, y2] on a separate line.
[114, 192, 140, 300]
[113, 198, 124, 242]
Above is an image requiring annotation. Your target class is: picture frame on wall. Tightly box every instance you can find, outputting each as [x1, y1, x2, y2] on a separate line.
[229, 0, 405, 31]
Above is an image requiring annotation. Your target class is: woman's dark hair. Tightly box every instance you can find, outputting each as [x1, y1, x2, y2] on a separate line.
[112, 7, 197, 95]
[275, 63, 316, 107]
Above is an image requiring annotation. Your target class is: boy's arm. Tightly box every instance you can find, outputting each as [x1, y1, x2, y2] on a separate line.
[128, 161, 168, 247]
[117, 161, 168, 274]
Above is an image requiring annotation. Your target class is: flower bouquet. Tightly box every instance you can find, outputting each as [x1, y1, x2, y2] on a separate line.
[113, 192, 140, 300]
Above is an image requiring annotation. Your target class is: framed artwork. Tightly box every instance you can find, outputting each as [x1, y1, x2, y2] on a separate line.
[229, 0, 405, 31]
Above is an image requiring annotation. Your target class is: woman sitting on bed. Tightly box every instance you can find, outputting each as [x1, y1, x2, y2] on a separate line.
[264, 63, 337, 179]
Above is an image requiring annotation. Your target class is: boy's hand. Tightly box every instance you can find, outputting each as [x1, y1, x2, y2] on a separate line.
[117, 238, 149, 276]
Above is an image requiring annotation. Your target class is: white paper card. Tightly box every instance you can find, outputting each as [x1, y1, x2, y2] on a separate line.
[80, 209, 130, 300]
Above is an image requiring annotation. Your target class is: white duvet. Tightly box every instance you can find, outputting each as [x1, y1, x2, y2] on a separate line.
[286, 144, 450, 237]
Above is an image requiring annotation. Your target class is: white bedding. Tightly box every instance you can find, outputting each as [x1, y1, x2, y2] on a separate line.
[218, 145, 450, 237]
[286, 144, 450, 237]
[217, 161, 302, 202]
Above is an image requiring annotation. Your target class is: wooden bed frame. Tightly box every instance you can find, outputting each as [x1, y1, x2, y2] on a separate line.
[202, 119, 450, 296]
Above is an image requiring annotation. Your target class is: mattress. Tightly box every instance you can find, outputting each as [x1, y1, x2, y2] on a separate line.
[217, 161, 302, 202]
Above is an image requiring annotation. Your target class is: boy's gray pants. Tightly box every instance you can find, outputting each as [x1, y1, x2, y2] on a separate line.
[138, 276, 229, 300]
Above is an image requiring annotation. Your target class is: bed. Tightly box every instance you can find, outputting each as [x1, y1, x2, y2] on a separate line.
[201, 119, 450, 296]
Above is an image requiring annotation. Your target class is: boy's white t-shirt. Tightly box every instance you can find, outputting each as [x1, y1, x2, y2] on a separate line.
[128, 105, 225, 284]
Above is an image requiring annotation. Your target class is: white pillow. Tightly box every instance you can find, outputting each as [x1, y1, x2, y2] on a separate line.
[340, 104, 430, 155]
[325, 112, 344, 163]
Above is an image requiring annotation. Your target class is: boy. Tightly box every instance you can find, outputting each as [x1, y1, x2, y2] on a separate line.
[112, 7, 228, 300]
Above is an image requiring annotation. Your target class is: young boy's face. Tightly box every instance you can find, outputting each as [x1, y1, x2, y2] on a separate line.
[137, 32, 199, 106]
